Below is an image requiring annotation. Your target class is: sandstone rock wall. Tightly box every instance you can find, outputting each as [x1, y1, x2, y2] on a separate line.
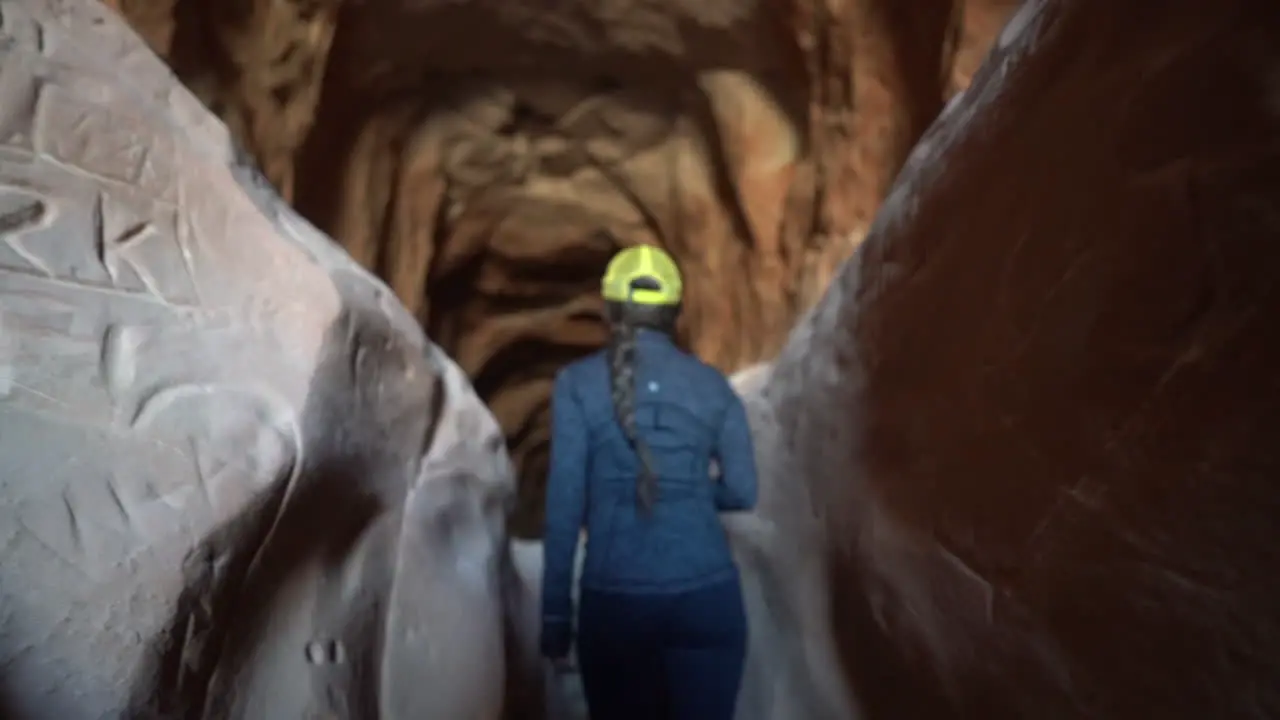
[760, 0, 1280, 716]
[0, 2, 517, 717]
[102, 0, 1020, 533]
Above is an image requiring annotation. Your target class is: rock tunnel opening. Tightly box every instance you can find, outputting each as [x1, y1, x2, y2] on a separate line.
[107, 0, 1009, 538]
[293, 66, 805, 536]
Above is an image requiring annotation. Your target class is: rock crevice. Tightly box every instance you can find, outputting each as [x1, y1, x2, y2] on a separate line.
[105, 0, 1016, 532]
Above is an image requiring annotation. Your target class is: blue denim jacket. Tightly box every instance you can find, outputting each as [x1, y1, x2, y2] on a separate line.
[540, 331, 759, 638]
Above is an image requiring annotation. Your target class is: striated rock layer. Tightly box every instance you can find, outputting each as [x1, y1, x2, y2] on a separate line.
[756, 0, 1280, 717]
[0, 3, 515, 717]
[104, 0, 1021, 533]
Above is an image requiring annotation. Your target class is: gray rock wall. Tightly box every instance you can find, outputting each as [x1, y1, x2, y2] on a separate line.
[0, 2, 514, 717]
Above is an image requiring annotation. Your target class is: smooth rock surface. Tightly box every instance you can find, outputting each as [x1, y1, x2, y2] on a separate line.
[724, 363, 858, 720]
[761, 0, 1280, 717]
[0, 2, 514, 718]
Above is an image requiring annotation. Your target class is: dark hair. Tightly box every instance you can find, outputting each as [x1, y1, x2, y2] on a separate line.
[605, 300, 680, 513]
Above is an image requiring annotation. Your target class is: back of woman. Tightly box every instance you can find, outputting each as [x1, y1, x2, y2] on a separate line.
[540, 245, 759, 720]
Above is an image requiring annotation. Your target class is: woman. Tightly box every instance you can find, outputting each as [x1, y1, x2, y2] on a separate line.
[540, 244, 759, 720]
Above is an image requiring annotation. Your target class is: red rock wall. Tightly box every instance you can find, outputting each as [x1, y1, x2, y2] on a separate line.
[765, 0, 1280, 715]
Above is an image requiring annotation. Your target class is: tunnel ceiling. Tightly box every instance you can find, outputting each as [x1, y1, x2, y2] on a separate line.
[102, 0, 1021, 534]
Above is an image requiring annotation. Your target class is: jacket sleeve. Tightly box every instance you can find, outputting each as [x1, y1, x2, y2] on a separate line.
[540, 370, 590, 634]
[713, 389, 760, 512]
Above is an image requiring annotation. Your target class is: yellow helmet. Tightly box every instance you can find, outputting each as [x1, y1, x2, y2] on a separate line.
[601, 245, 683, 306]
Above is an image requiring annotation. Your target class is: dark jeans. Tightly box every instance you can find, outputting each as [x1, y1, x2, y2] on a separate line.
[576, 577, 748, 720]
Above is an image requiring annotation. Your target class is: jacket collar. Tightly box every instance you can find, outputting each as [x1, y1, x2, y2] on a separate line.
[635, 328, 676, 347]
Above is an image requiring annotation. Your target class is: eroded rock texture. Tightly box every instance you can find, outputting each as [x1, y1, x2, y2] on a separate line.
[104, 0, 1022, 533]
[0, 3, 515, 717]
[756, 0, 1280, 717]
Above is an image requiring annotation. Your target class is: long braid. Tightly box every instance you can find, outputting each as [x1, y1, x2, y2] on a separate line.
[606, 317, 659, 512]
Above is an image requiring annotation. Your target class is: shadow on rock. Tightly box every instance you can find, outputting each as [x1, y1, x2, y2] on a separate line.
[129, 306, 438, 718]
